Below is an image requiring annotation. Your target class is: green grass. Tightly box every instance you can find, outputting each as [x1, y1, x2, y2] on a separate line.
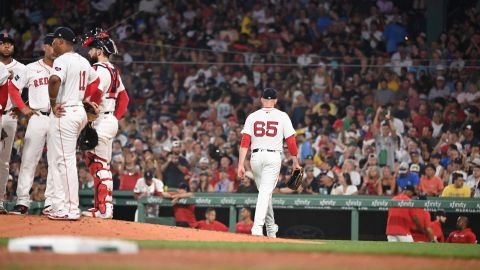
[2, 238, 480, 259]
[137, 239, 480, 259]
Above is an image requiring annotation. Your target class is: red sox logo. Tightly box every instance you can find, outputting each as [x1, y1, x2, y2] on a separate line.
[33, 77, 49, 87]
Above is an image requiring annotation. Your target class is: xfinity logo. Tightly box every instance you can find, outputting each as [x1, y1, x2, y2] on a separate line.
[319, 199, 336, 207]
[294, 199, 310, 206]
[371, 200, 388, 207]
[424, 201, 442, 208]
[397, 200, 415, 207]
[449, 201, 466, 209]
[220, 198, 236, 205]
[195, 198, 212, 204]
[346, 200, 362, 207]
[272, 198, 286, 205]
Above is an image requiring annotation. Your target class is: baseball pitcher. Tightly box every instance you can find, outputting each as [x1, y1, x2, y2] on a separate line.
[47, 27, 103, 220]
[237, 88, 301, 237]
[8, 34, 56, 214]
[81, 28, 129, 219]
[0, 33, 26, 214]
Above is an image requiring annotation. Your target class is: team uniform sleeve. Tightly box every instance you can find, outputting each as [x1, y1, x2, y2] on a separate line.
[133, 179, 143, 193]
[9, 67, 29, 109]
[51, 56, 67, 82]
[283, 112, 296, 139]
[241, 114, 253, 136]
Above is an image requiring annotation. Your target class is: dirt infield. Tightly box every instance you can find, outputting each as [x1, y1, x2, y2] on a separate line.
[0, 215, 307, 243]
[1, 215, 480, 270]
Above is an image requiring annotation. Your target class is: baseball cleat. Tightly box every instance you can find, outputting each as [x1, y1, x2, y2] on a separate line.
[42, 205, 52, 215]
[0, 202, 7, 214]
[251, 227, 264, 236]
[82, 208, 113, 219]
[10, 205, 28, 215]
[48, 211, 80, 221]
[266, 224, 279, 238]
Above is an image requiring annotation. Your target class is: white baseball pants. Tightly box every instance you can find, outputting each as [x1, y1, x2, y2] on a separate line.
[48, 106, 87, 216]
[16, 114, 53, 207]
[250, 151, 281, 234]
[0, 114, 17, 202]
[91, 113, 118, 163]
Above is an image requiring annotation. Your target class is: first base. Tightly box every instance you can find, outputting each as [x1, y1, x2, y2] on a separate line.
[8, 235, 138, 254]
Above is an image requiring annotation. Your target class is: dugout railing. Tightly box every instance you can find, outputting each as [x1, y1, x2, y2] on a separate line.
[6, 191, 479, 240]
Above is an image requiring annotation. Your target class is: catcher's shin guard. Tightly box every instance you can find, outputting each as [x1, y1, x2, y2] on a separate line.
[85, 152, 113, 216]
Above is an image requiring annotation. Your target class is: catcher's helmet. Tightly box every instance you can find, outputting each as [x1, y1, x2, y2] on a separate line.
[82, 28, 118, 55]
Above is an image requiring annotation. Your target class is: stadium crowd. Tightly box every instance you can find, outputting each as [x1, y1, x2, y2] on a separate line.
[2, 0, 480, 205]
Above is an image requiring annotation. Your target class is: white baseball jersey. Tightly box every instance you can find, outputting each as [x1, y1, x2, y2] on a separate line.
[4, 59, 27, 110]
[0, 63, 8, 86]
[133, 177, 164, 195]
[11, 59, 52, 111]
[241, 108, 296, 151]
[92, 62, 126, 113]
[51, 52, 99, 104]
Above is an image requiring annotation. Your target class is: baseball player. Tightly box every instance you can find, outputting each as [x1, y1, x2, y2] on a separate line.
[47, 27, 103, 220]
[81, 28, 129, 219]
[7, 34, 56, 215]
[0, 33, 26, 214]
[238, 88, 301, 237]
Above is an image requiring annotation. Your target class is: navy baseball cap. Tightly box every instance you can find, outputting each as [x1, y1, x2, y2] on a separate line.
[144, 170, 154, 180]
[0, 32, 14, 44]
[44, 33, 54, 45]
[178, 182, 190, 192]
[53, 27, 77, 43]
[262, 88, 277, 100]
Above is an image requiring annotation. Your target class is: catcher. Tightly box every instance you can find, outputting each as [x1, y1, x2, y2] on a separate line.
[80, 28, 129, 219]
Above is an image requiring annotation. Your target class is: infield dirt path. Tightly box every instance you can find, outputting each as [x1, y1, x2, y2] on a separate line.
[1, 215, 480, 270]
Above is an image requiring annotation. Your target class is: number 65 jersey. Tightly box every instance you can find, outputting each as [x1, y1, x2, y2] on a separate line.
[241, 107, 296, 151]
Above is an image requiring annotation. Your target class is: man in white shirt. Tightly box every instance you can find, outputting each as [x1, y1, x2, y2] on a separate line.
[134, 170, 164, 220]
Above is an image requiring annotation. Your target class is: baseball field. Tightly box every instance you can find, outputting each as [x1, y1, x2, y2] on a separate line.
[1, 215, 479, 270]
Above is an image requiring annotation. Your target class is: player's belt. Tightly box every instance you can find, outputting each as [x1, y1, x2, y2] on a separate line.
[252, 148, 280, 153]
[102, 111, 114, 114]
[2, 109, 13, 115]
[38, 111, 50, 116]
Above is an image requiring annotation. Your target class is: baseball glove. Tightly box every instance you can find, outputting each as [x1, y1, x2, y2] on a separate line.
[287, 168, 304, 190]
[77, 123, 98, 150]
[83, 100, 99, 122]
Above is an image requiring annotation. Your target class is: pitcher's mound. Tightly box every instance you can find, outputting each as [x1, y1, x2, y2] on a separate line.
[0, 215, 307, 243]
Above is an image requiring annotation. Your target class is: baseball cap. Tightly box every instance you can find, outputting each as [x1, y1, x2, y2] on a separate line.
[436, 76, 445, 81]
[399, 162, 409, 173]
[404, 185, 416, 195]
[199, 157, 209, 163]
[144, 170, 154, 180]
[44, 33, 54, 45]
[325, 171, 335, 179]
[464, 124, 472, 130]
[333, 119, 344, 129]
[172, 140, 182, 148]
[53, 27, 77, 43]
[436, 210, 446, 217]
[453, 158, 463, 165]
[305, 154, 313, 160]
[0, 32, 14, 44]
[431, 153, 442, 159]
[410, 164, 420, 173]
[178, 182, 190, 191]
[470, 158, 480, 168]
[262, 88, 277, 100]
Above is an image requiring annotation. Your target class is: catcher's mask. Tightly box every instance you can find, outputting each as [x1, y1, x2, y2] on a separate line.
[82, 28, 118, 55]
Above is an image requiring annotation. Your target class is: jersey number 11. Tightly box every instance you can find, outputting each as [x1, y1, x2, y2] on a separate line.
[79, 71, 86, 91]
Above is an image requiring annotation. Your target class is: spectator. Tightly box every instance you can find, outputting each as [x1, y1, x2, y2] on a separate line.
[213, 170, 234, 193]
[133, 170, 164, 220]
[303, 165, 320, 194]
[360, 166, 383, 195]
[195, 208, 229, 232]
[236, 171, 257, 193]
[418, 164, 444, 196]
[396, 162, 420, 191]
[235, 207, 253, 234]
[446, 216, 477, 244]
[431, 210, 447, 243]
[78, 165, 94, 190]
[381, 165, 397, 195]
[467, 158, 480, 198]
[331, 173, 358, 196]
[428, 76, 450, 100]
[372, 107, 397, 170]
[441, 172, 471, 197]
[318, 171, 335, 195]
[162, 183, 196, 227]
[161, 152, 188, 189]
